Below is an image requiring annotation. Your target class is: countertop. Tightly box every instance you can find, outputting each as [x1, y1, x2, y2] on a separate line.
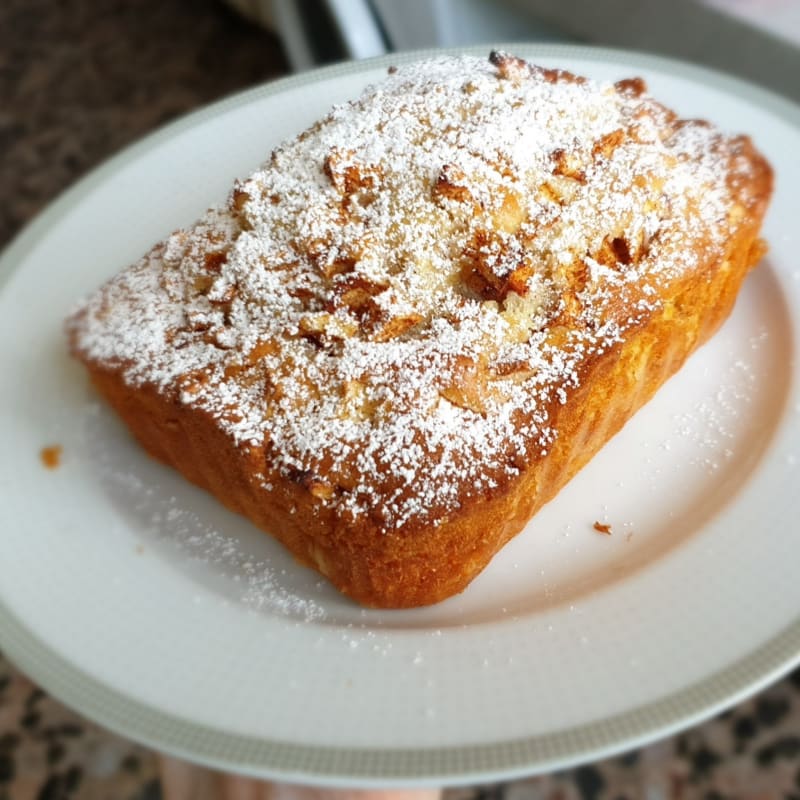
[1, 1, 799, 798]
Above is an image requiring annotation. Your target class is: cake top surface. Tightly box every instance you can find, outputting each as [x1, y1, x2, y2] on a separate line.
[70, 52, 762, 530]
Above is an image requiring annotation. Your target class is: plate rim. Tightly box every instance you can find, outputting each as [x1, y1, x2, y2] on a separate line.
[1, 42, 800, 787]
[2, 603, 800, 788]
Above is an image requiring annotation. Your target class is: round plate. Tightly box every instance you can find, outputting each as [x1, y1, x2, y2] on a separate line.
[1, 44, 799, 787]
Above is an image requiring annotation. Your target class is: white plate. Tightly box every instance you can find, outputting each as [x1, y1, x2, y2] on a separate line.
[1, 44, 799, 787]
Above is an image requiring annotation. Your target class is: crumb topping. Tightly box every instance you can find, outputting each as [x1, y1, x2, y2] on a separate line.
[69, 53, 756, 530]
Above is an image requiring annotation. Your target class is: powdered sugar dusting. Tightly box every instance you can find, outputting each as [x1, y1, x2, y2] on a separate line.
[672, 329, 769, 473]
[69, 53, 755, 531]
[99, 451, 327, 620]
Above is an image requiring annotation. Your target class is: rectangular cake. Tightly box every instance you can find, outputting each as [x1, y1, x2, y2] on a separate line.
[67, 52, 772, 608]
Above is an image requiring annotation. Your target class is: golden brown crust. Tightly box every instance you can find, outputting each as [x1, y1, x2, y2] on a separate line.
[68, 53, 773, 608]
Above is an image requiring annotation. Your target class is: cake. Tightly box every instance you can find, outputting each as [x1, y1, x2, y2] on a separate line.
[67, 52, 773, 608]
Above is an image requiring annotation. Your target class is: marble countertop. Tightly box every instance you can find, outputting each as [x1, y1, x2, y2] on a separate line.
[2, 1, 799, 798]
